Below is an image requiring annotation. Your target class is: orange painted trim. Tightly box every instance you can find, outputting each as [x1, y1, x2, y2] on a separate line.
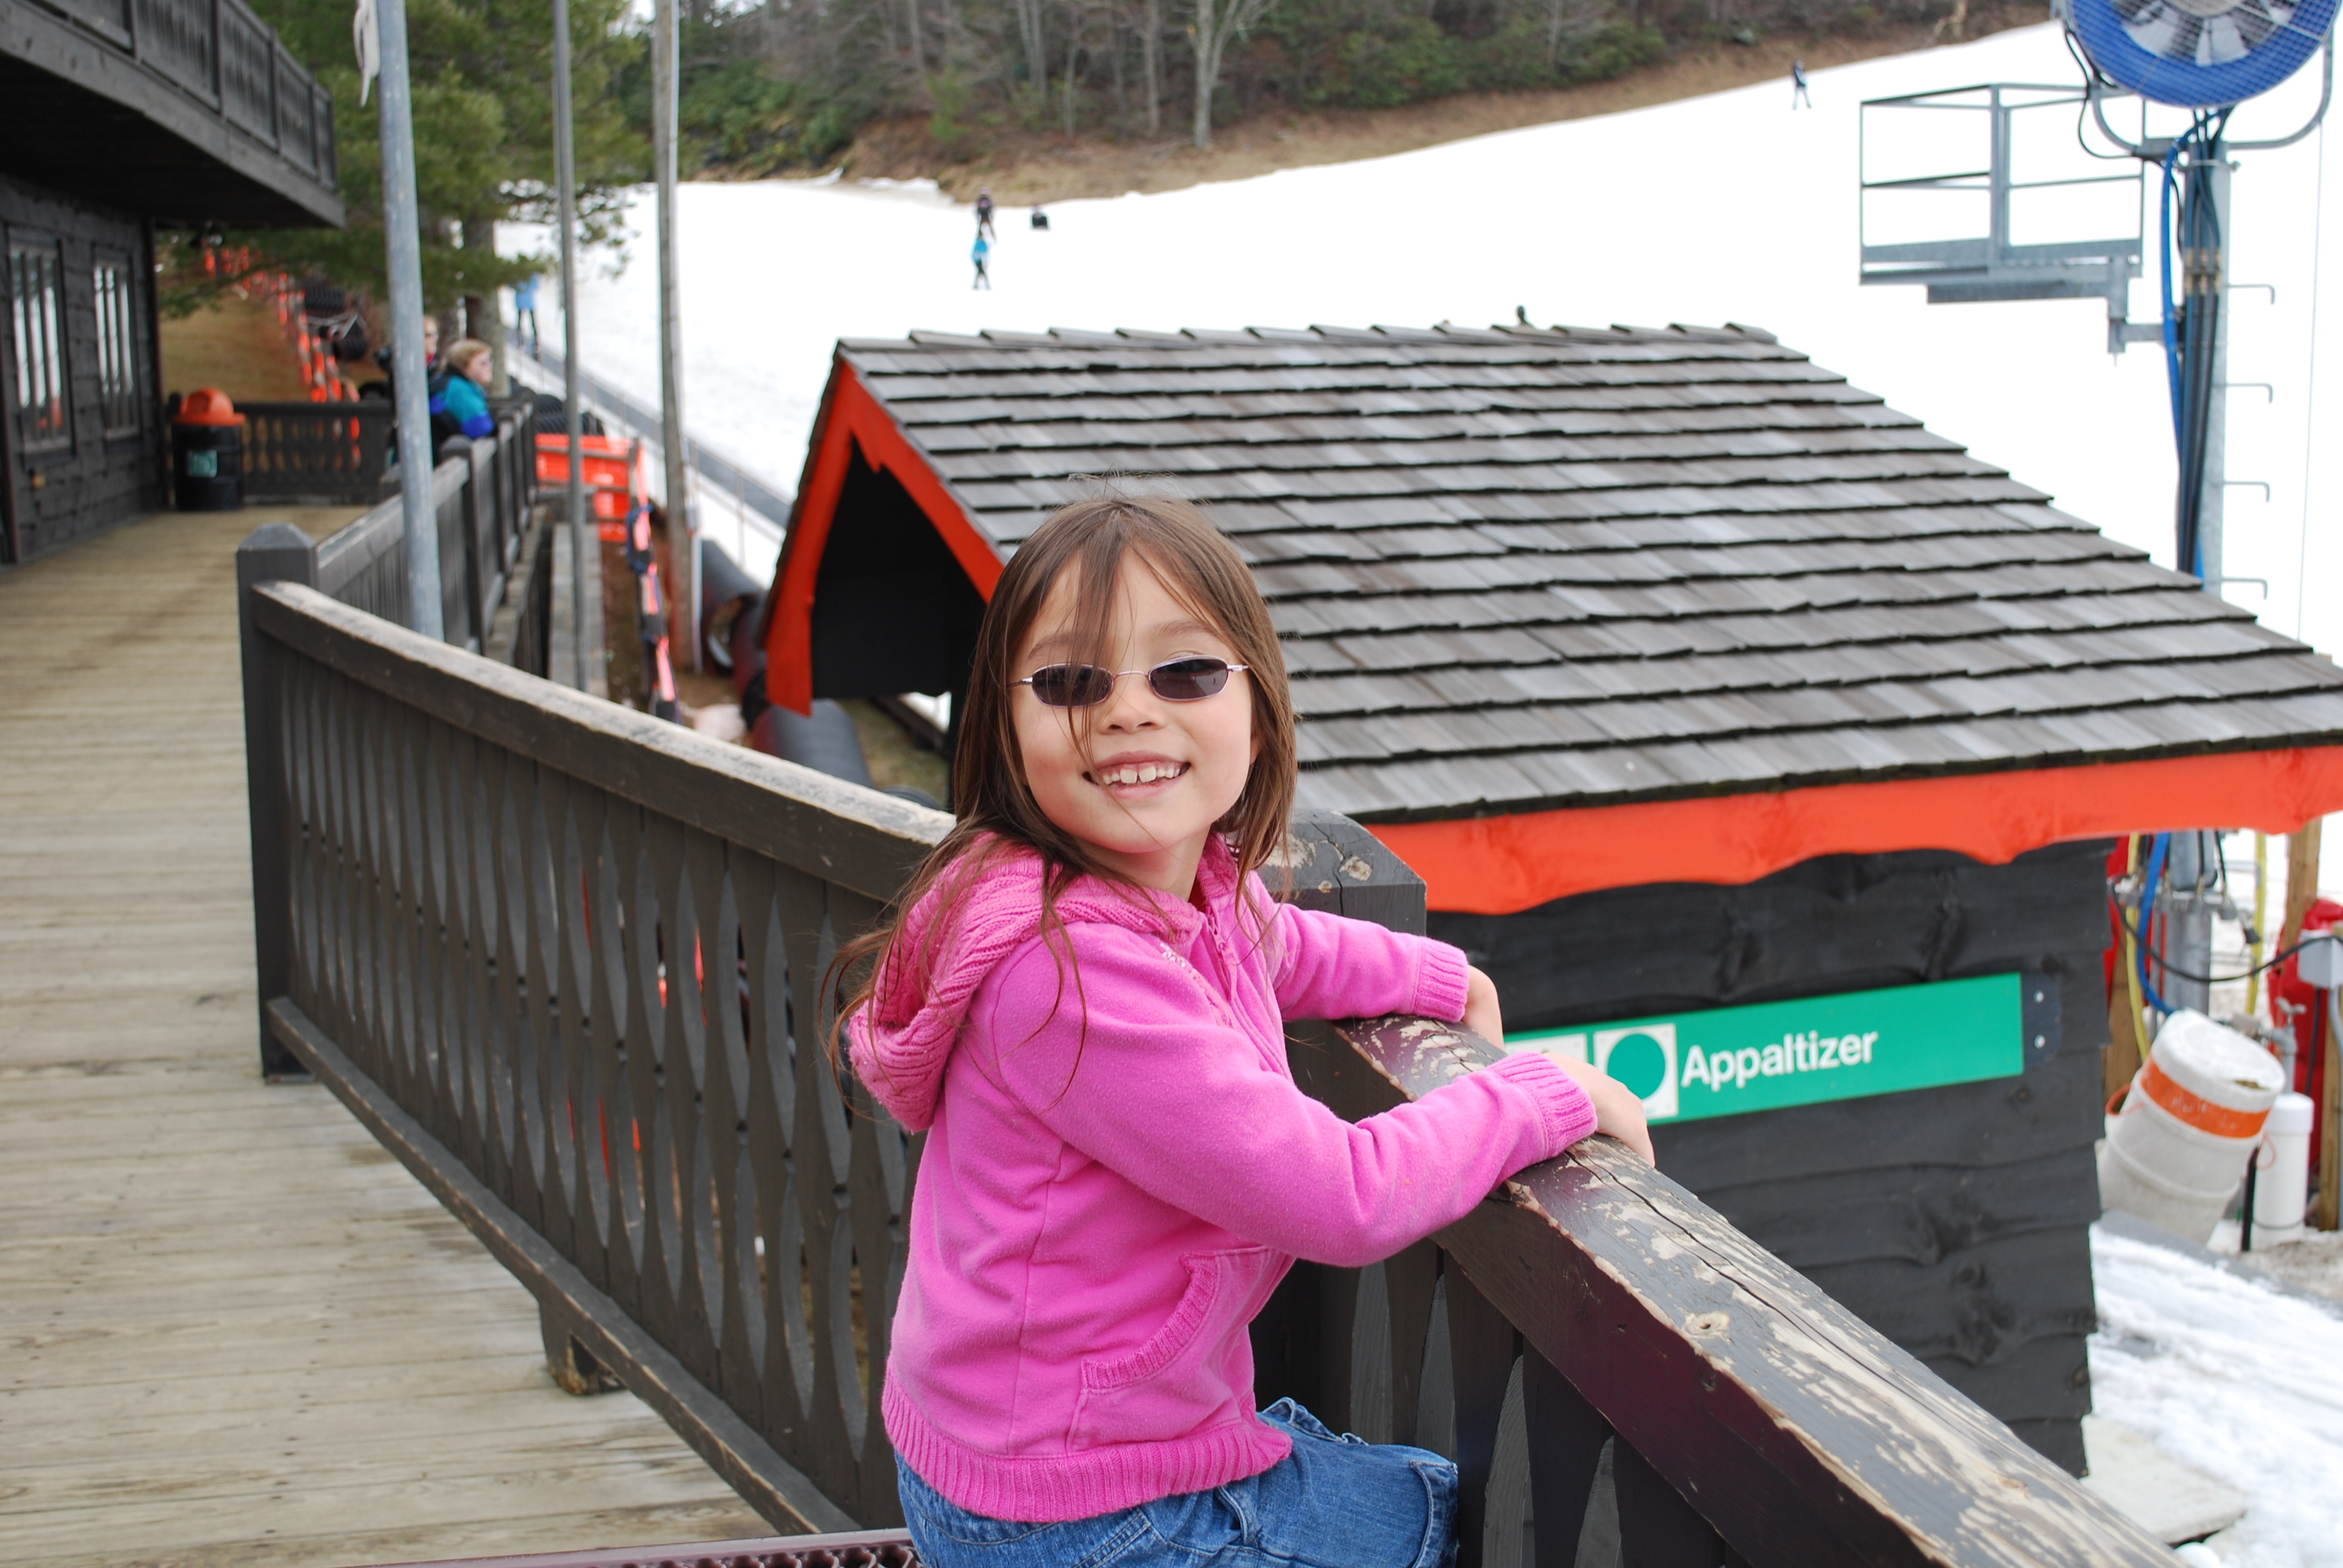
[766, 358, 1005, 714]
[2138, 1057, 2270, 1138]
[1367, 746, 2343, 915]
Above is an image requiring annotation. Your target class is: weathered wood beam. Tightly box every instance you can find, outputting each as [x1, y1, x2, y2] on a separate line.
[251, 581, 949, 902]
[1290, 1014, 2174, 1568]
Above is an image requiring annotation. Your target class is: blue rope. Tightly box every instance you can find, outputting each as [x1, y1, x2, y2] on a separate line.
[2158, 126, 2192, 443]
[2138, 832, 2176, 1017]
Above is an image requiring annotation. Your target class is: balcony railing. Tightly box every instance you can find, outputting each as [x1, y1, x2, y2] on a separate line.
[24, 0, 336, 183]
[234, 564, 2178, 1566]
[238, 400, 538, 659]
[241, 402, 396, 507]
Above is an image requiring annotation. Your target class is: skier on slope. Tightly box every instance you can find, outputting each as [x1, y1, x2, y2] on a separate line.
[1791, 59, 1812, 108]
[972, 233, 992, 290]
[975, 189, 997, 239]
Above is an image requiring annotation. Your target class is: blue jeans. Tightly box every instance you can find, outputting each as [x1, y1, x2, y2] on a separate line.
[898, 1400, 1458, 1568]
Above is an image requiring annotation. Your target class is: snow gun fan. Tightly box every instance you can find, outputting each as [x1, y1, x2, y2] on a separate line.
[2071, 0, 2340, 106]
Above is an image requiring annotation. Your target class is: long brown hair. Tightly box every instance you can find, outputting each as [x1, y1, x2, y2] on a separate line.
[828, 493, 1297, 1059]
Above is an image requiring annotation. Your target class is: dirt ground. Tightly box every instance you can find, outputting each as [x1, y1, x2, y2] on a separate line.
[2228, 1225, 2343, 1307]
[824, 14, 2034, 206]
[157, 288, 313, 405]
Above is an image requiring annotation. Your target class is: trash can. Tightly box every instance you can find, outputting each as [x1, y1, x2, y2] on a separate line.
[171, 387, 246, 511]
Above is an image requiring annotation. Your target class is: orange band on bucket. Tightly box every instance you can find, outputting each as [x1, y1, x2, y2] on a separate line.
[2138, 1058, 2270, 1139]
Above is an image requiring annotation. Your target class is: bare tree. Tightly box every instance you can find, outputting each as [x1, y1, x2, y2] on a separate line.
[1012, 0, 1049, 101]
[1186, 0, 1269, 147]
[1141, 0, 1162, 134]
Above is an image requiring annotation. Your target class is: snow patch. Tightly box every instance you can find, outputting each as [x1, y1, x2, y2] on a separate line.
[2089, 1225, 2343, 1567]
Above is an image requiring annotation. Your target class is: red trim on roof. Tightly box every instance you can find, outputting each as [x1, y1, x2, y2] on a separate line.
[765, 359, 1003, 715]
[1368, 746, 2343, 915]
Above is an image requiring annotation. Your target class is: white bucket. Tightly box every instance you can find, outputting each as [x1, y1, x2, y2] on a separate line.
[2250, 1092, 2318, 1246]
[2098, 1010, 2286, 1244]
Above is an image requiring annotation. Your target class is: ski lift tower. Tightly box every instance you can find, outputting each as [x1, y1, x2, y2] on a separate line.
[1861, 16, 2337, 604]
[1861, 16, 2337, 1017]
[1860, 81, 2151, 347]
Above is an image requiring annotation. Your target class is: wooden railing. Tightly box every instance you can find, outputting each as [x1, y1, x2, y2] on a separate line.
[240, 402, 537, 652]
[241, 402, 395, 505]
[27, 0, 336, 179]
[235, 578, 2176, 1566]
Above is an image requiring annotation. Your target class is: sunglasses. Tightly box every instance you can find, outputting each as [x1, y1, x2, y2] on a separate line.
[1015, 657, 1249, 708]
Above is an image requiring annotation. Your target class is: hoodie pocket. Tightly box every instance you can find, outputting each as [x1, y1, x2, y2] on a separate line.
[1070, 1246, 1280, 1449]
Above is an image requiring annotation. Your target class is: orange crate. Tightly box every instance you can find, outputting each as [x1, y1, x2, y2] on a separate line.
[536, 433, 642, 538]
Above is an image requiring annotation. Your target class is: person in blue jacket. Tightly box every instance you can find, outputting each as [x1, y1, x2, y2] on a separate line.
[430, 339, 499, 444]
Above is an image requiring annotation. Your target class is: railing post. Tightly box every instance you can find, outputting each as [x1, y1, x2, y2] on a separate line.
[1279, 808, 1425, 935]
[237, 523, 319, 1079]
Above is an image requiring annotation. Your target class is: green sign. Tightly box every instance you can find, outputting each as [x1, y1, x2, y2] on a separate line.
[1506, 974, 2025, 1125]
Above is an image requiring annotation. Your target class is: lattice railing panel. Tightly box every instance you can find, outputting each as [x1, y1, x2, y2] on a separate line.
[273, 641, 914, 1523]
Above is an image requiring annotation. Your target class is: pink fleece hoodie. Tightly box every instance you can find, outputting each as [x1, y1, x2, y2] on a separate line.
[847, 835, 1595, 1524]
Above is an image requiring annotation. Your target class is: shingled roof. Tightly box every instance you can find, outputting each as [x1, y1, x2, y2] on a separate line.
[810, 322, 2343, 826]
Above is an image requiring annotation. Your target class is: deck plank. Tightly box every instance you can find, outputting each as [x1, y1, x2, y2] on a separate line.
[0, 511, 770, 1568]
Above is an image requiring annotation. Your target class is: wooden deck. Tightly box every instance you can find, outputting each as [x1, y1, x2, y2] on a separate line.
[0, 511, 768, 1568]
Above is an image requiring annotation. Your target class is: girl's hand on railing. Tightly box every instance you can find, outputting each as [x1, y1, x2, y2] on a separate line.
[1463, 965, 1505, 1048]
[1543, 1053, 1657, 1165]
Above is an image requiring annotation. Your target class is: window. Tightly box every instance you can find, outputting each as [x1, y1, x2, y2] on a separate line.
[93, 255, 142, 437]
[8, 240, 69, 451]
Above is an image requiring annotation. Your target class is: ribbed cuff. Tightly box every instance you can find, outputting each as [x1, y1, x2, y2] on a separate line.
[1412, 939, 1473, 1027]
[1487, 1051, 1599, 1158]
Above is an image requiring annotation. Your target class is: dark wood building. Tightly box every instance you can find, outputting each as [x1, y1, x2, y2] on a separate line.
[757, 322, 2343, 1475]
[0, 0, 341, 563]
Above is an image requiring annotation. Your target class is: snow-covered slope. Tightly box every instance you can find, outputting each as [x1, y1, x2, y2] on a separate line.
[532, 21, 2342, 651]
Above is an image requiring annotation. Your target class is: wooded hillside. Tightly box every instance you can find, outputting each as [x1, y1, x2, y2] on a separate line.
[653, 0, 1994, 174]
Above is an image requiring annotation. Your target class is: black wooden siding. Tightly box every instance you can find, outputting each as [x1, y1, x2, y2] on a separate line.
[1, 172, 164, 563]
[1434, 838, 2112, 1473]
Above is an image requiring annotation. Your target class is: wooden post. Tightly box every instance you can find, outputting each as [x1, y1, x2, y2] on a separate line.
[2106, 835, 2145, 1102]
[237, 524, 320, 1079]
[2278, 820, 2323, 959]
[2279, 821, 2333, 1229]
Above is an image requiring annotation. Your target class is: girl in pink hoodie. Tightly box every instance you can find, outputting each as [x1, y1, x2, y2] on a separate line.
[842, 496, 1652, 1568]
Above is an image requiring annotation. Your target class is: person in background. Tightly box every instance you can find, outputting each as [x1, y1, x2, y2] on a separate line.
[972, 233, 992, 290]
[1791, 59, 1812, 108]
[429, 338, 498, 445]
[975, 188, 997, 238]
[1031, 204, 1051, 231]
[513, 275, 541, 351]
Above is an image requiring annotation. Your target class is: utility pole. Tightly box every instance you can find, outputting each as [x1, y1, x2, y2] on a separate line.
[652, 0, 696, 670]
[552, 0, 588, 688]
[372, 0, 442, 639]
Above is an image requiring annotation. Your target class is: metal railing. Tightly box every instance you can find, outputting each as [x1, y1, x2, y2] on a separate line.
[509, 339, 791, 534]
[234, 578, 2175, 1564]
[349, 1529, 919, 1567]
